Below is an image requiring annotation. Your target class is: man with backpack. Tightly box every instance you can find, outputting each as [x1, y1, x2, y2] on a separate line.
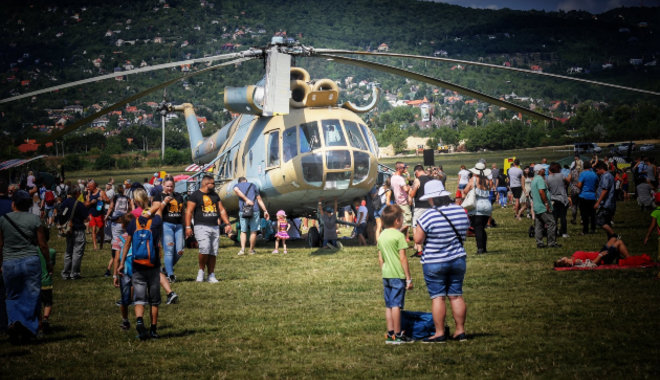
[118, 193, 164, 340]
[104, 185, 132, 277]
[233, 177, 269, 256]
[41, 186, 57, 228]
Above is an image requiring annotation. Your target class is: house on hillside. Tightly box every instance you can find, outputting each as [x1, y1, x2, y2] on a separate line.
[378, 43, 389, 52]
[154, 36, 163, 43]
[91, 117, 109, 128]
[64, 105, 83, 114]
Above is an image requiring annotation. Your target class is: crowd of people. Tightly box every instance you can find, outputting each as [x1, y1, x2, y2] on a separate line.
[1, 151, 659, 344]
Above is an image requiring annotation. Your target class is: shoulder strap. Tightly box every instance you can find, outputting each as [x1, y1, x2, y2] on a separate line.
[2, 214, 35, 245]
[434, 207, 463, 246]
[69, 200, 79, 223]
[247, 183, 255, 199]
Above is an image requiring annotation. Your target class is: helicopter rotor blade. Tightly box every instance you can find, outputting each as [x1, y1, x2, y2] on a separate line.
[41, 56, 257, 143]
[1, 50, 262, 104]
[316, 53, 554, 121]
[312, 49, 660, 97]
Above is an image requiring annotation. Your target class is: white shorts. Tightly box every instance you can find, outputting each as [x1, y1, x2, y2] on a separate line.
[194, 224, 219, 256]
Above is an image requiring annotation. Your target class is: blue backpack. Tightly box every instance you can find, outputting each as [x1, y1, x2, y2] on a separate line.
[401, 311, 436, 340]
[132, 219, 156, 267]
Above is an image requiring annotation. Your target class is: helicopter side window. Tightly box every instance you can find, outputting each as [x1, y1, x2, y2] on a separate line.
[267, 131, 280, 168]
[353, 151, 370, 185]
[299, 122, 321, 153]
[322, 119, 346, 146]
[283, 126, 297, 163]
[360, 123, 379, 155]
[343, 120, 368, 150]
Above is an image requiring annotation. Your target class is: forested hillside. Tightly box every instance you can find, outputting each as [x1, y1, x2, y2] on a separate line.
[1, 0, 659, 159]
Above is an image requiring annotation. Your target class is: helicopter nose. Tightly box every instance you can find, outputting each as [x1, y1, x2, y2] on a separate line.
[300, 148, 373, 191]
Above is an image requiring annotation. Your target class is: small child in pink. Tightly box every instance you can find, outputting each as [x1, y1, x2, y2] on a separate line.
[272, 210, 290, 254]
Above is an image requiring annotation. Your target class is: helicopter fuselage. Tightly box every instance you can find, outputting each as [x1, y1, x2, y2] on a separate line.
[188, 106, 380, 217]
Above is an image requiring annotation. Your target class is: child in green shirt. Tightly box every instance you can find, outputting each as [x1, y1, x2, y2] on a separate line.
[39, 248, 56, 333]
[377, 205, 413, 344]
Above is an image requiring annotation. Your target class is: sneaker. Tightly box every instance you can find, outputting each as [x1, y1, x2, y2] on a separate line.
[395, 332, 414, 344]
[561, 234, 570, 238]
[207, 273, 219, 283]
[168, 274, 177, 283]
[237, 249, 245, 256]
[453, 333, 467, 342]
[385, 333, 401, 345]
[104, 269, 111, 277]
[120, 320, 130, 330]
[283, 250, 287, 254]
[422, 335, 447, 343]
[71, 274, 82, 280]
[336, 241, 343, 250]
[41, 319, 51, 334]
[115, 300, 122, 307]
[196, 269, 204, 282]
[272, 249, 279, 254]
[166, 292, 179, 305]
[149, 327, 160, 339]
[136, 323, 149, 340]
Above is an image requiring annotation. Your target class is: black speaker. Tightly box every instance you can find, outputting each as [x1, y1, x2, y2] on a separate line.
[423, 149, 434, 167]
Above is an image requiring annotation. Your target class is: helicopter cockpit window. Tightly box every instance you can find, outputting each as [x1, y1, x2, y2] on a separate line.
[299, 122, 321, 153]
[343, 120, 368, 150]
[282, 127, 297, 163]
[267, 131, 280, 168]
[322, 119, 346, 146]
[353, 151, 370, 185]
[360, 124, 378, 155]
[326, 150, 351, 170]
[301, 153, 323, 187]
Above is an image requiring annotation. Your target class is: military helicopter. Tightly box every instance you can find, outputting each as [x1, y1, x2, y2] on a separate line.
[2, 37, 658, 232]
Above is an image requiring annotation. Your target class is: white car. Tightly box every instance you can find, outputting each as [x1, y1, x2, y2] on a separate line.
[639, 144, 654, 152]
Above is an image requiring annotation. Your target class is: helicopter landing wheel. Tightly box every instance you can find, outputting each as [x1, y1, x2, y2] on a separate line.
[307, 226, 320, 248]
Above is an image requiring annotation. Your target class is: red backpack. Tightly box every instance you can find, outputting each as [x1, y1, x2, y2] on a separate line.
[44, 190, 56, 206]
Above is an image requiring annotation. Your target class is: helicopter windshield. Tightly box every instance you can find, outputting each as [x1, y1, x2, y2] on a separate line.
[343, 120, 368, 151]
[321, 119, 346, 146]
[299, 122, 321, 153]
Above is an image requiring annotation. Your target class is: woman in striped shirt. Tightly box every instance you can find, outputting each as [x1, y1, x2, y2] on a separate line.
[414, 180, 470, 343]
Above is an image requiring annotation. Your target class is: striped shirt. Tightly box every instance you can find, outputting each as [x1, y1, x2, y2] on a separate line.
[418, 204, 469, 264]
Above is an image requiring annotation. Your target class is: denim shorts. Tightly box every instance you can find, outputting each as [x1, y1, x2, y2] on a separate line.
[132, 267, 161, 306]
[119, 274, 132, 306]
[239, 209, 261, 233]
[383, 278, 406, 308]
[423, 256, 466, 298]
[194, 224, 219, 256]
[356, 223, 367, 237]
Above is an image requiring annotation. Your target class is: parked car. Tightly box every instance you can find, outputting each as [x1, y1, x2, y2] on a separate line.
[639, 144, 654, 152]
[617, 142, 636, 153]
[574, 142, 602, 154]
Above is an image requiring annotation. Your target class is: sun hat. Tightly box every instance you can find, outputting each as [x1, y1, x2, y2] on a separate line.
[276, 210, 286, 217]
[419, 180, 451, 201]
[469, 162, 492, 176]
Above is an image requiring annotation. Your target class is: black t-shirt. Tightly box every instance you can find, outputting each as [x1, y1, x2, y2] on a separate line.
[153, 191, 184, 224]
[188, 190, 221, 226]
[414, 175, 432, 209]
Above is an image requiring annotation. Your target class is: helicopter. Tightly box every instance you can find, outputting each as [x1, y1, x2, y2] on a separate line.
[2, 37, 658, 232]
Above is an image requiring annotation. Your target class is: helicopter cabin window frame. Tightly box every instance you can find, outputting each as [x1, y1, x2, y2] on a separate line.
[266, 130, 281, 169]
[298, 121, 322, 154]
[321, 119, 347, 147]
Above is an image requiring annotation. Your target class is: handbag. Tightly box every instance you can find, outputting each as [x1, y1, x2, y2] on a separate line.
[240, 183, 255, 218]
[461, 189, 476, 211]
[58, 200, 79, 236]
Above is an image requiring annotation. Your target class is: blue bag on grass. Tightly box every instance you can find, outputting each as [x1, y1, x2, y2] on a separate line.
[401, 311, 436, 340]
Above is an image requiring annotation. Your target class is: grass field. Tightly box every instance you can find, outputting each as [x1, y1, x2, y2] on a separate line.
[3, 148, 660, 378]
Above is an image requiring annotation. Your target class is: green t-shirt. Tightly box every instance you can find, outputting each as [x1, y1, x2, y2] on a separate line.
[651, 207, 660, 232]
[531, 175, 552, 215]
[0, 211, 41, 261]
[40, 248, 56, 289]
[377, 228, 408, 279]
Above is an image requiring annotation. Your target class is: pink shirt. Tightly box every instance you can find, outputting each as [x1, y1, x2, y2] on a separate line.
[390, 174, 409, 206]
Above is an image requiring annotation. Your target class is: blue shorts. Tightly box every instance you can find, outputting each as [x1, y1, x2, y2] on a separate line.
[239, 210, 261, 233]
[356, 223, 367, 237]
[423, 256, 466, 298]
[383, 278, 406, 308]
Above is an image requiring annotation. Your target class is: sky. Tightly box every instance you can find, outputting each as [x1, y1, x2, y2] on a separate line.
[432, 0, 660, 13]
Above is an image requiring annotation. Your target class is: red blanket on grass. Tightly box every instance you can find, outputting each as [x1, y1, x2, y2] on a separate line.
[554, 252, 658, 271]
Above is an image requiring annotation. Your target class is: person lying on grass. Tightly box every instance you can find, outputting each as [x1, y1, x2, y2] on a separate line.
[554, 236, 630, 268]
